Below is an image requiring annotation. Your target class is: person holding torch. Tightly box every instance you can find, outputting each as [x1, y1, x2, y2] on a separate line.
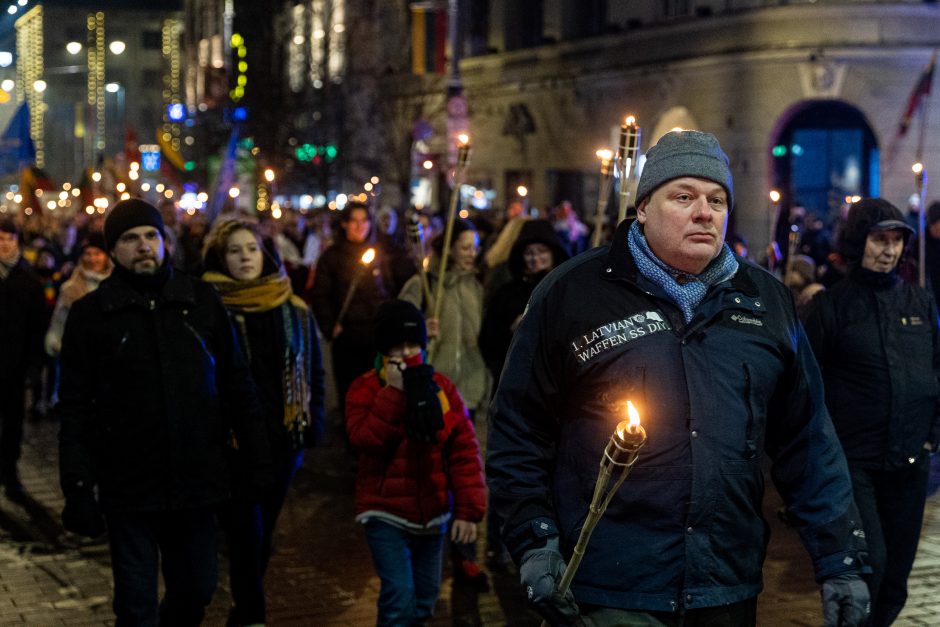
[487, 130, 870, 626]
[311, 202, 391, 411]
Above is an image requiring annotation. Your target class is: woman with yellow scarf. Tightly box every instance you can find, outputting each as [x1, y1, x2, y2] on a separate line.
[202, 217, 325, 626]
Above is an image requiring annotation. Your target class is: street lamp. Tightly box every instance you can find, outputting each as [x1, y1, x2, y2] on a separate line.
[109, 41, 126, 55]
[1, 80, 13, 92]
[32, 79, 46, 93]
[66, 41, 82, 55]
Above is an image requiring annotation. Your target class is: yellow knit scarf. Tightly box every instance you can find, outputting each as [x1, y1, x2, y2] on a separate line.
[202, 269, 306, 313]
[204, 268, 315, 447]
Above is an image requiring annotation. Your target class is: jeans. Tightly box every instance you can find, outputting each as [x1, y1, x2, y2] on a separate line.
[106, 507, 218, 627]
[849, 459, 929, 627]
[581, 598, 757, 626]
[221, 448, 303, 625]
[363, 519, 445, 626]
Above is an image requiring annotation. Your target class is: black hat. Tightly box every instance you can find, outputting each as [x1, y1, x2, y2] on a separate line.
[840, 197, 914, 262]
[374, 300, 427, 355]
[928, 201, 940, 227]
[431, 218, 477, 258]
[78, 232, 107, 254]
[103, 198, 165, 250]
[0, 217, 18, 237]
[508, 219, 569, 279]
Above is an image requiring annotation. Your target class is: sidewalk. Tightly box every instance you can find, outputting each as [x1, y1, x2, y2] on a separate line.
[1, 413, 939, 625]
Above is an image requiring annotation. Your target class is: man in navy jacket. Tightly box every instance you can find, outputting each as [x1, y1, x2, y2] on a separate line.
[486, 131, 869, 626]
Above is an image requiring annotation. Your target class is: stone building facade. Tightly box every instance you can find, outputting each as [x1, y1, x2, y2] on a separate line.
[378, 0, 940, 252]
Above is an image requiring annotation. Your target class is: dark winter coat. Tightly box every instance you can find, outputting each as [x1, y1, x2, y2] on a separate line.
[0, 257, 45, 383]
[487, 220, 867, 613]
[57, 266, 269, 513]
[803, 269, 940, 469]
[346, 370, 485, 526]
[310, 237, 391, 346]
[479, 220, 568, 381]
[230, 302, 326, 455]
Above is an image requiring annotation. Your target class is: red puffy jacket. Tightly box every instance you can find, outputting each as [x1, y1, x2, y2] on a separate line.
[346, 370, 486, 526]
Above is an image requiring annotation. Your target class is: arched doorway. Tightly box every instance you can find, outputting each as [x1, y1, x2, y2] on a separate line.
[770, 100, 879, 263]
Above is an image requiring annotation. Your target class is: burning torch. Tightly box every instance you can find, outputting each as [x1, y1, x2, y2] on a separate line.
[429, 134, 471, 361]
[406, 213, 434, 312]
[591, 148, 615, 248]
[541, 401, 647, 627]
[334, 247, 376, 337]
[616, 115, 641, 225]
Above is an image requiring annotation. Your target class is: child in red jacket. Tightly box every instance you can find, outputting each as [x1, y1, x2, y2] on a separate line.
[346, 300, 486, 626]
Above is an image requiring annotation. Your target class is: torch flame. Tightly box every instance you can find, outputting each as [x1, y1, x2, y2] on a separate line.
[625, 115, 636, 126]
[360, 248, 376, 265]
[457, 133, 470, 146]
[596, 149, 613, 161]
[422, 257, 429, 271]
[627, 400, 641, 430]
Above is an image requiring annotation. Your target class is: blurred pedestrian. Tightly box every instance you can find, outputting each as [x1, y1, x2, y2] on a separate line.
[479, 219, 568, 570]
[400, 219, 487, 417]
[57, 199, 272, 626]
[804, 198, 938, 627]
[925, 201, 940, 299]
[783, 254, 824, 319]
[202, 217, 326, 626]
[45, 233, 112, 358]
[552, 200, 589, 257]
[480, 219, 568, 383]
[346, 300, 485, 626]
[0, 218, 45, 502]
[311, 202, 390, 410]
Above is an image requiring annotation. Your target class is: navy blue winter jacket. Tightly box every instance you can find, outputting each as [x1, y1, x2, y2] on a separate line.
[486, 221, 867, 613]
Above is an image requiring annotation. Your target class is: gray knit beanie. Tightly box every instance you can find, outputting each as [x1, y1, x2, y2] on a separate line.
[635, 130, 733, 209]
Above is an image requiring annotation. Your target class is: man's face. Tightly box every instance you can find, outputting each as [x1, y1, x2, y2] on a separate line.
[861, 230, 905, 273]
[342, 208, 371, 243]
[111, 225, 165, 274]
[0, 231, 18, 258]
[637, 177, 729, 275]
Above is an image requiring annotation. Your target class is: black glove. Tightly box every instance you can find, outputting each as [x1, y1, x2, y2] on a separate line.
[402, 364, 444, 443]
[62, 489, 105, 538]
[821, 573, 870, 627]
[519, 538, 582, 626]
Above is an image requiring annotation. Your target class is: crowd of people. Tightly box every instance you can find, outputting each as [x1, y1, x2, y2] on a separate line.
[0, 130, 937, 627]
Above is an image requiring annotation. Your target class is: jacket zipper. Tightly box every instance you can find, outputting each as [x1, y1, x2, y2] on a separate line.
[742, 362, 757, 459]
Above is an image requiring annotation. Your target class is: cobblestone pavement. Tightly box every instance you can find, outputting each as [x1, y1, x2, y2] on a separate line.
[1, 410, 939, 626]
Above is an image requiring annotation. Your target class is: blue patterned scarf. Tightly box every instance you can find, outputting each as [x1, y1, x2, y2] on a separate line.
[627, 220, 738, 322]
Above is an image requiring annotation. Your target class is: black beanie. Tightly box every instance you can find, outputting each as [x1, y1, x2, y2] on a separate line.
[79, 232, 107, 254]
[840, 198, 914, 263]
[0, 217, 18, 237]
[104, 199, 165, 250]
[374, 300, 428, 355]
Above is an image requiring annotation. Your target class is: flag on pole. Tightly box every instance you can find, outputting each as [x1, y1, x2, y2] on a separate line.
[0, 102, 35, 175]
[884, 51, 937, 169]
[19, 165, 54, 213]
[898, 51, 936, 138]
[411, 1, 447, 75]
